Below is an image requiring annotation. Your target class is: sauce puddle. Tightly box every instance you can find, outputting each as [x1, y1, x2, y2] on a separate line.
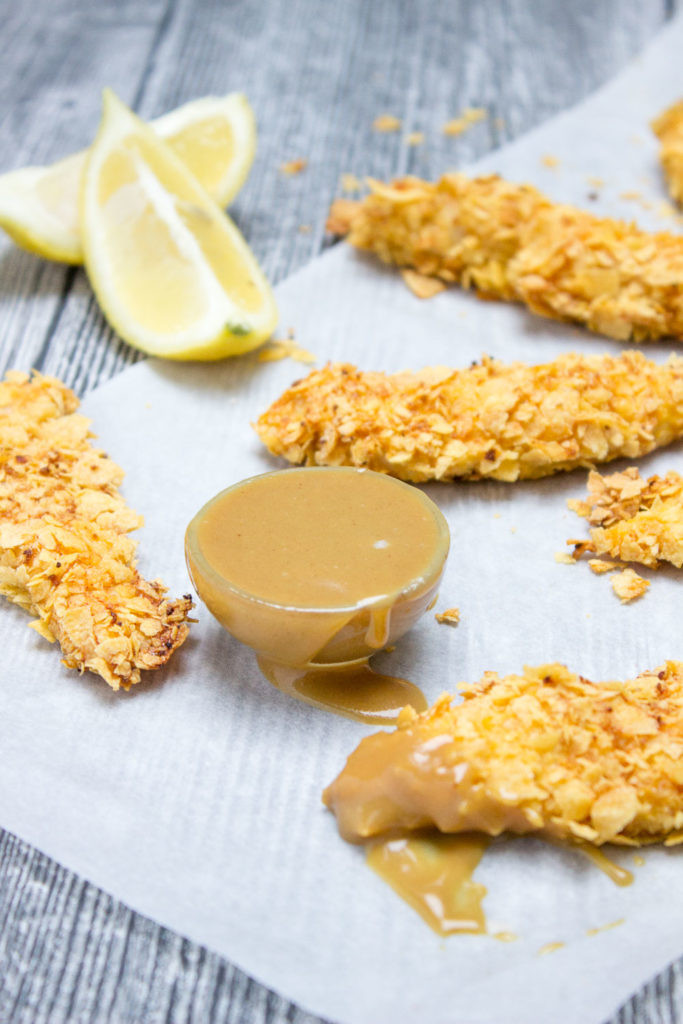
[258, 657, 427, 725]
[363, 832, 636, 937]
[366, 832, 490, 934]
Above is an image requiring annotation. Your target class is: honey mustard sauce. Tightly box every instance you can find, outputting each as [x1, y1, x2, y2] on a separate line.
[572, 843, 634, 887]
[366, 831, 489, 935]
[323, 717, 638, 934]
[185, 468, 449, 722]
[258, 658, 427, 725]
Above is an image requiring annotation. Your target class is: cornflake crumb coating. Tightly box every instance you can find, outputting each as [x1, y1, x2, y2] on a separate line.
[0, 371, 192, 690]
[569, 466, 683, 569]
[327, 173, 683, 342]
[255, 352, 683, 483]
[652, 100, 683, 205]
[323, 662, 683, 846]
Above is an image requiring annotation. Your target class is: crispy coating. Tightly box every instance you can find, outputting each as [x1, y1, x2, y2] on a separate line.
[255, 352, 683, 483]
[652, 100, 683, 205]
[323, 662, 683, 846]
[0, 370, 192, 690]
[569, 466, 683, 569]
[328, 173, 683, 342]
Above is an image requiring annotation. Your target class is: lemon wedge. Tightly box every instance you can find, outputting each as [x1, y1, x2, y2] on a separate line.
[80, 89, 277, 360]
[0, 93, 256, 265]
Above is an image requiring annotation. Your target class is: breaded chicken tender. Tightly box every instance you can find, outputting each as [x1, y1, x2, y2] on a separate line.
[328, 174, 683, 342]
[0, 370, 192, 690]
[569, 466, 683, 569]
[323, 662, 683, 846]
[652, 100, 683, 204]
[255, 352, 683, 483]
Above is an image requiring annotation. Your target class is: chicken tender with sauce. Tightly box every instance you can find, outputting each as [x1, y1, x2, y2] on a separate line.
[323, 662, 683, 847]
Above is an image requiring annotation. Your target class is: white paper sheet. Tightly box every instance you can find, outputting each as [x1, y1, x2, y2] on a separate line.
[3, 15, 683, 1024]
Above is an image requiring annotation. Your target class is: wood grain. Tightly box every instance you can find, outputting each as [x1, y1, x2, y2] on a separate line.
[0, 1, 681, 1020]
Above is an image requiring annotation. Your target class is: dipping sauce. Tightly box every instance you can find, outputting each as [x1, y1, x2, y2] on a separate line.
[185, 468, 450, 719]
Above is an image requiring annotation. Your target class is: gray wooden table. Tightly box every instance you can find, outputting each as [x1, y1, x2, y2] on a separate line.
[1, 1, 682, 1020]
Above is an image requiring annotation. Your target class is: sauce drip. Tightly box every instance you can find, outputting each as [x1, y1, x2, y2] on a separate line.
[258, 657, 427, 725]
[366, 831, 489, 935]
[574, 844, 634, 887]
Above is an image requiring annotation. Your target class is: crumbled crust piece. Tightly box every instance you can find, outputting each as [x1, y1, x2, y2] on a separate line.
[373, 115, 401, 133]
[435, 607, 460, 625]
[611, 568, 650, 603]
[280, 158, 307, 176]
[257, 332, 316, 365]
[554, 551, 576, 564]
[400, 269, 447, 299]
[588, 558, 620, 574]
[0, 370, 192, 690]
[570, 467, 683, 569]
[327, 172, 683, 342]
[340, 173, 362, 193]
[404, 132, 424, 147]
[442, 108, 487, 137]
[652, 100, 683, 204]
[323, 661, 683, 846]
[255, 352, 683, 483]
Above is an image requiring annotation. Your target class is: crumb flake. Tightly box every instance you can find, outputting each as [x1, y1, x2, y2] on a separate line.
[554, 551, 576, 564]
[611, 568, 650, 603]
[373, 114, 402, 133]
[400, 268, 447, 299]
[340, 173, 362, 193]
[442, 107, 487, 137]
[541, 155, 559, 168]
[256, 353, 683, 484]
[280, 158, 307, 176]
[435, 607, 460, 626]
[588, 559, 620, 575]
[0, 371, 192, 690]
[404, 131, 425, 147]
[258, 333, 316, 365]
[326, 171, 683, 343]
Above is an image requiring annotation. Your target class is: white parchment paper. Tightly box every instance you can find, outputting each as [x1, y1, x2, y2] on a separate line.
[3, 16, 683, 1024]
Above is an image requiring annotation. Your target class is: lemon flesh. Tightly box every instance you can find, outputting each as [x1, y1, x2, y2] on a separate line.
[0, 93, 255, 264]
[81, 90, 276, 360]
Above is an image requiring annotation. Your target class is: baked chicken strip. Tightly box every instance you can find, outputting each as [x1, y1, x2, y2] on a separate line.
[323, 661, 683, 847]
[328, 174, 683, 342]
[0, 370, 192, 690]
[255, 352, 683, 483]
[569, 466, 683, 569]
[652, 99, 683, 205]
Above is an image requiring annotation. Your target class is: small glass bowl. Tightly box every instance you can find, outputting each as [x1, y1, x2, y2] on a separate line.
[185, 468, 450, 672]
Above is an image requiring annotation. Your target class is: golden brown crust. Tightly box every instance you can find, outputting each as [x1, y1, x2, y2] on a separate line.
[255, 352, 683, 483]
[328, 173, 683, 342]
[652, 100, 683, 205]
[0, 370, 192, 690]
[569, 466, 683, 569]
[323, 662, 683, 846]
